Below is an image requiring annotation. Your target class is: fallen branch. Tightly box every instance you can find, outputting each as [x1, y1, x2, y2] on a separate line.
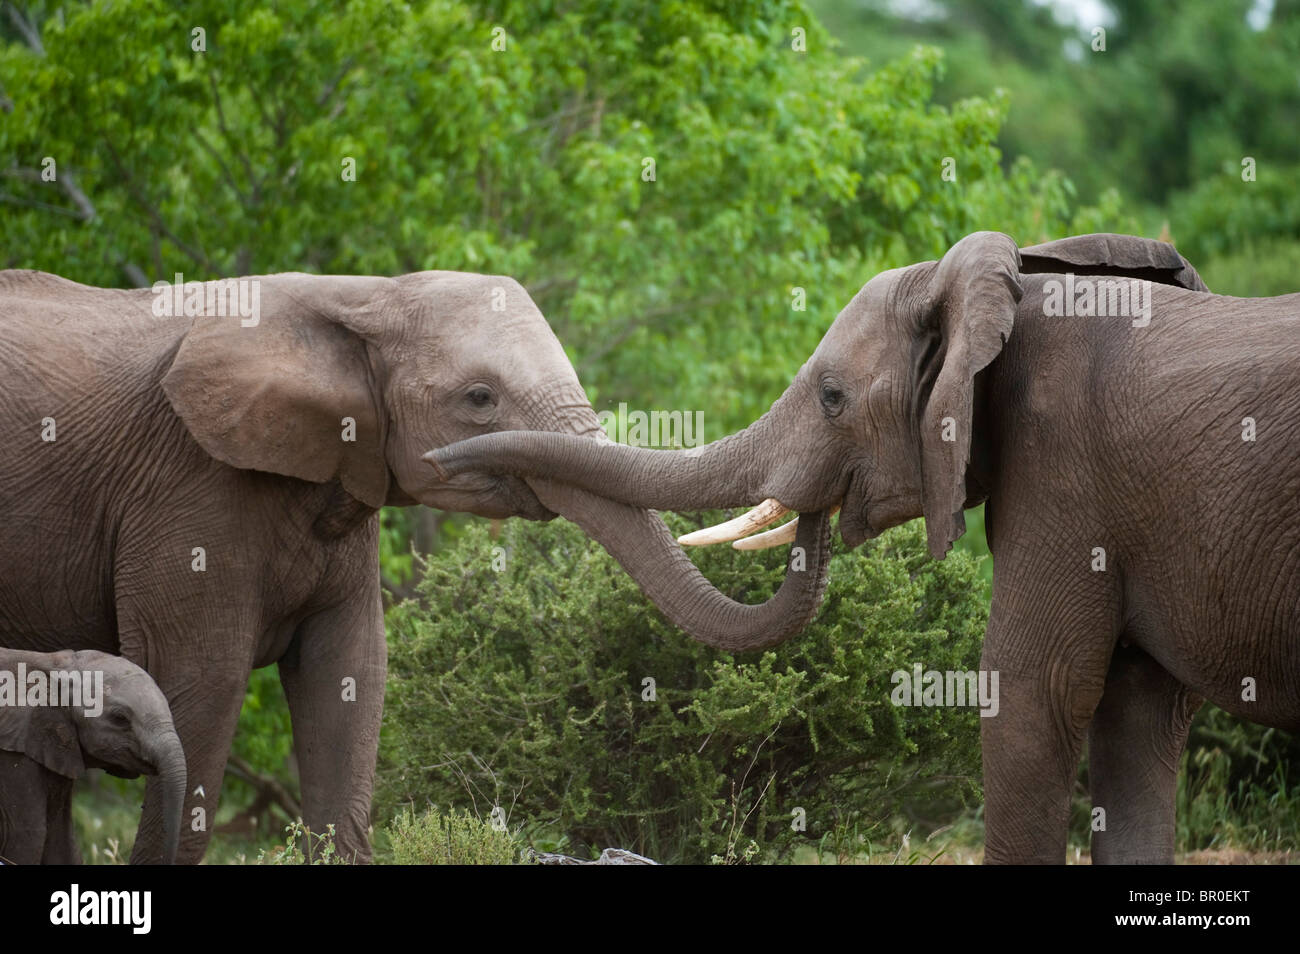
[222, 754, 302, 825]
[529, 848, 658, 865]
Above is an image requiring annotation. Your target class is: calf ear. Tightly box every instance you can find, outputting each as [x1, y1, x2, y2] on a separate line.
[0, 705, 85, 780]
[1020, 233, 1208, 292]
[28, 708, 85, 779]
[161, 274, 395, 508]
[918, 232, 1022, 560]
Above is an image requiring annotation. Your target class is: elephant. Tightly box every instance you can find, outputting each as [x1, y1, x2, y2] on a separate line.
[0, 648, 185, 864]
[427, 231, 1300, 864]
[0, 269, 827, 863]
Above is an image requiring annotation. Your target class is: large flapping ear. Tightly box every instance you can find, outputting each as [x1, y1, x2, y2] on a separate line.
[919, 232, 1022, 560]
[0, 668, 85, 780]
[1020, 232, 1208, 291]
[161, 274, 396, 508]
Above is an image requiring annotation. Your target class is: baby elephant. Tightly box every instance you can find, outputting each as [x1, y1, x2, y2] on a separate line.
[0, 649, 186, 864]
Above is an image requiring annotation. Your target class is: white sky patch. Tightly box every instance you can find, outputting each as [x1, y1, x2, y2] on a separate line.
[1031, 0, 1116, 30]
[1247, 0, 1275, 31]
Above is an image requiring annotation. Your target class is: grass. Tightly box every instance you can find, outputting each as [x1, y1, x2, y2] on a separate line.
[71, 781, 1300, 864]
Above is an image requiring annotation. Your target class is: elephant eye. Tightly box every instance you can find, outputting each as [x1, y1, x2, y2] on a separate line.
[466, 386, 495, 408]
[820, 383, 846, 415]
[108, 710, 130, 728]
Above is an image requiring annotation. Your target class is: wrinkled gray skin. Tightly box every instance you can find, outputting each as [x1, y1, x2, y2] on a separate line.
[0, 270, 828, 864]
[0, 649, 185, 864]
[430, 232, 1300, 864]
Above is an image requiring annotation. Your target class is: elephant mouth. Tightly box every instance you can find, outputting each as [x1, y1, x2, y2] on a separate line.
[426, 473, 555, 521]
[86, 752, 148, 778]
[497, 474, 556, 521]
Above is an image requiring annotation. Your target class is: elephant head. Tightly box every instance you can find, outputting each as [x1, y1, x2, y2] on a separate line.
[159, 272, 831, 650]
[425, 232, 1208, 571]
[0, 649, 187, 864]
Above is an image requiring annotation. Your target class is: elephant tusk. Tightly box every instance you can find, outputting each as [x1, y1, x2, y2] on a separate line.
[732, 506, 841, 551]
[676, 498, 790, 546]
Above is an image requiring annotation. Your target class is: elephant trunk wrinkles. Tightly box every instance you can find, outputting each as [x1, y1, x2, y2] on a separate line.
[529, 482, 832, 652]
[148, 727, 187, 865]
[427, 415, 776, 512]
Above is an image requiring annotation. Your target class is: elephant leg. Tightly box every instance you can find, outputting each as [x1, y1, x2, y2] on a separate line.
[980, 559, 1119, 864]
[126, 654, 250, 865]
[0, 755, 48, 865]
[278, 582, 385, 864]
[42, 775, 81, 864]
[1088, 643, 1201, 864]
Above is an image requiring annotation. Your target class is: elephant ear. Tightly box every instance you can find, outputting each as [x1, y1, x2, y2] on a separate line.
[0, 694, 85, 780]
[161, 274, 396, 508]
[1020, 233, 1208, 291]
[918, 231, 1022, 560]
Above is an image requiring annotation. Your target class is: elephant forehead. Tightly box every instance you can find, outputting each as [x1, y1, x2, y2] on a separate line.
[401, 270, 535, 312]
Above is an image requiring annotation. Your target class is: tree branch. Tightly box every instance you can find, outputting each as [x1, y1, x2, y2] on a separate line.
[102, 139, 216, 271]
[3, 165, 95, 220]
[207, 71, 258, 191]
[223, 753, 302, 821]
[4, 1, 44, 55]
[579, 291, 734, 371]
[193, 129, 250, 202]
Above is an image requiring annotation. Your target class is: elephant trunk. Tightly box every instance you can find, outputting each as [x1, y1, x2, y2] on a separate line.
[425, 413, 778, 513]
[527, 481, 832, 652]
[147, 726, 187, 865]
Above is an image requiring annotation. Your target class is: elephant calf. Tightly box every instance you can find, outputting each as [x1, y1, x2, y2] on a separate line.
[0, 649, 185, 864]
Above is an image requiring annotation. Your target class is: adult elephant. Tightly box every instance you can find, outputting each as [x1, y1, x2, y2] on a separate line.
[429, 232, 1300, 864]
[0, 269, 829, 863]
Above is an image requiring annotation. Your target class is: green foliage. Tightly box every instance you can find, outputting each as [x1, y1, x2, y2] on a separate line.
[380, 508, 418, 591]
[387, 807, 522, 864]
[1198, 239, 1300, 298]
[814, 0, 1300, 208]
[377, 514, 988, 864]
[1169, 161, 1300, 270]
[2, 0, 1090, 437]
[231, 665, 293, 778]
[1177, 706, 1300, 852]
[257, 821, 347, 864]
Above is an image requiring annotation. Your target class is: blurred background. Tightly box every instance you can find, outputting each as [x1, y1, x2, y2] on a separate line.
[2, 0, 1297, 862]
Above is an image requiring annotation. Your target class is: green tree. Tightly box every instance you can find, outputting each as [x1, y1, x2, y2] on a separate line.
[3, 0, 1088, 433]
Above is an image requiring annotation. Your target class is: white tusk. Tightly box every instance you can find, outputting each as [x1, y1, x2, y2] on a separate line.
[676, 498, 790, 546]
[732, 518, 798, 550]
[731, 506, 841, 551]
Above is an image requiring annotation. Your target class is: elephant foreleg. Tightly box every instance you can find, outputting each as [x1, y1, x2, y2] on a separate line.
[1088, 642, 1201, 864]
[126, 655, 250, 865]
[42, 775, 80, 864]
[980, 556, 1119, 864]
[0, 755, 49, 864]
[278, 579, 385, 864]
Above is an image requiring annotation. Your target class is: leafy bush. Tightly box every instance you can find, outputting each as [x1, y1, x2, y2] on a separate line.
[387, 807, 522, 865]
[1170, 163, 1300, 266]
[377, 513, 988, 864]
[1199, 238, 1300, 299]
